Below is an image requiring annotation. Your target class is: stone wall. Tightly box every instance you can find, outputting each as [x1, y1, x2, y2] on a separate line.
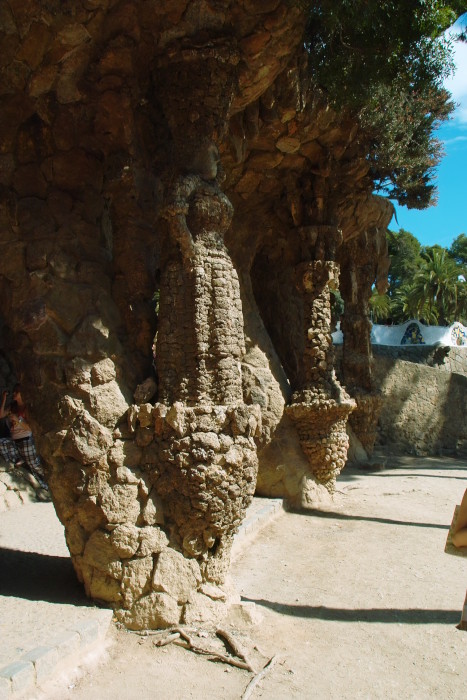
[333, 345, 467, 458]
[371, 351, 467, 457]
[372, 345, 467, 376]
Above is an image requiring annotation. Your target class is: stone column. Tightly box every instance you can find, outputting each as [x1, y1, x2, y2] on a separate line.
[286, 226, 355, 491]
[0, 36, 260, 633]
[135, 42, 261, 587]
[339, 225, 389, 455]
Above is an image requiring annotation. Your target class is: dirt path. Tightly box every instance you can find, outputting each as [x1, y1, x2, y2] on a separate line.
[41, 456, 467, 700]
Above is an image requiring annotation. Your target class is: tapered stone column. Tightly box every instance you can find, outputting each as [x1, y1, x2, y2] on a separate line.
[286, 226, 355, 491]
[139, 42, 260, 585]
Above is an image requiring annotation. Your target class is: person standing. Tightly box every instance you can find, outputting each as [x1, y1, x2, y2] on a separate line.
[0, 388, 23, 466]
[0, 385, 47, 489]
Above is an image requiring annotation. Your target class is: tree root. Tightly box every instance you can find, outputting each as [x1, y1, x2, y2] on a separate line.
[153, 631, 181, 646]
[172, 627, 252, 670]
[153, 627, 253, 671]
[241, 655, 279, 700]
[173, 639, 253, 670]
[149, 624, 280, 691]
[216, 627, 256, 672]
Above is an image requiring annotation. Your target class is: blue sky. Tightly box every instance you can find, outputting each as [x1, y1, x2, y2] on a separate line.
[391, 16, 467, 249]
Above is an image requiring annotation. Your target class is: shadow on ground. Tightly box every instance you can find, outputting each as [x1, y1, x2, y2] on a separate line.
[362, 473, 466, 481]
[339, 457, 467, 484]
[286, 507, 449, 530]
[243, 597, 460, 624]
[0, 547, 90, 606]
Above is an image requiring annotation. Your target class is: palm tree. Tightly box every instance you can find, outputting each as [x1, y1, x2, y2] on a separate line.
[390, 283, 438, 324]
[368, 288, 391, 322]
[382, 231, 467, 326]
[409, 247, 466, 325]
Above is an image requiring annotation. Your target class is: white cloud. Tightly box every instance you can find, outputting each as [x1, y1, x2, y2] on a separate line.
[444, 19, 467, 124]
[442, 134, 467, 145]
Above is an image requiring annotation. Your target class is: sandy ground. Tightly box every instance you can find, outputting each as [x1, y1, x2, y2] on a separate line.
[32, 455, 467, 699]
[0, 504, 113, 670]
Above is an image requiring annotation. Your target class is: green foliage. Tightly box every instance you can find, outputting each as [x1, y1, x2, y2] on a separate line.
[360, 83, 452, 208]
[408, 247, 465, 324]
[298, 1, 466, 207]
[391, 283, 440, 324]
[374, 231, 467, 325]
[153, 289, 160, 315]
[369, 289, 391, 322]
[387, 229, 423, 294]
[330, 288, 344, 328]
[449, 233, 467, 264]
[302, 1, 460, 108]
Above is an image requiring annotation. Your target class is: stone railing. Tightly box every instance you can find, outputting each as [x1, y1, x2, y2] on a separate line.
[333, 320, 467, 348]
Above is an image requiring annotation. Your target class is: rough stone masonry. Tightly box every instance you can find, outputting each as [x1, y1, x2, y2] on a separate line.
[0, 1, 394, 628]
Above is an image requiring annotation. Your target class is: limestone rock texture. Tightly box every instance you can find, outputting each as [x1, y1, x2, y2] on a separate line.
[0, 1, 392, 627]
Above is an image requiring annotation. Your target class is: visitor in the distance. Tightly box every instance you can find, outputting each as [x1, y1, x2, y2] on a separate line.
[0, 384, 47, 490]
[0, 388, 22, 466]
